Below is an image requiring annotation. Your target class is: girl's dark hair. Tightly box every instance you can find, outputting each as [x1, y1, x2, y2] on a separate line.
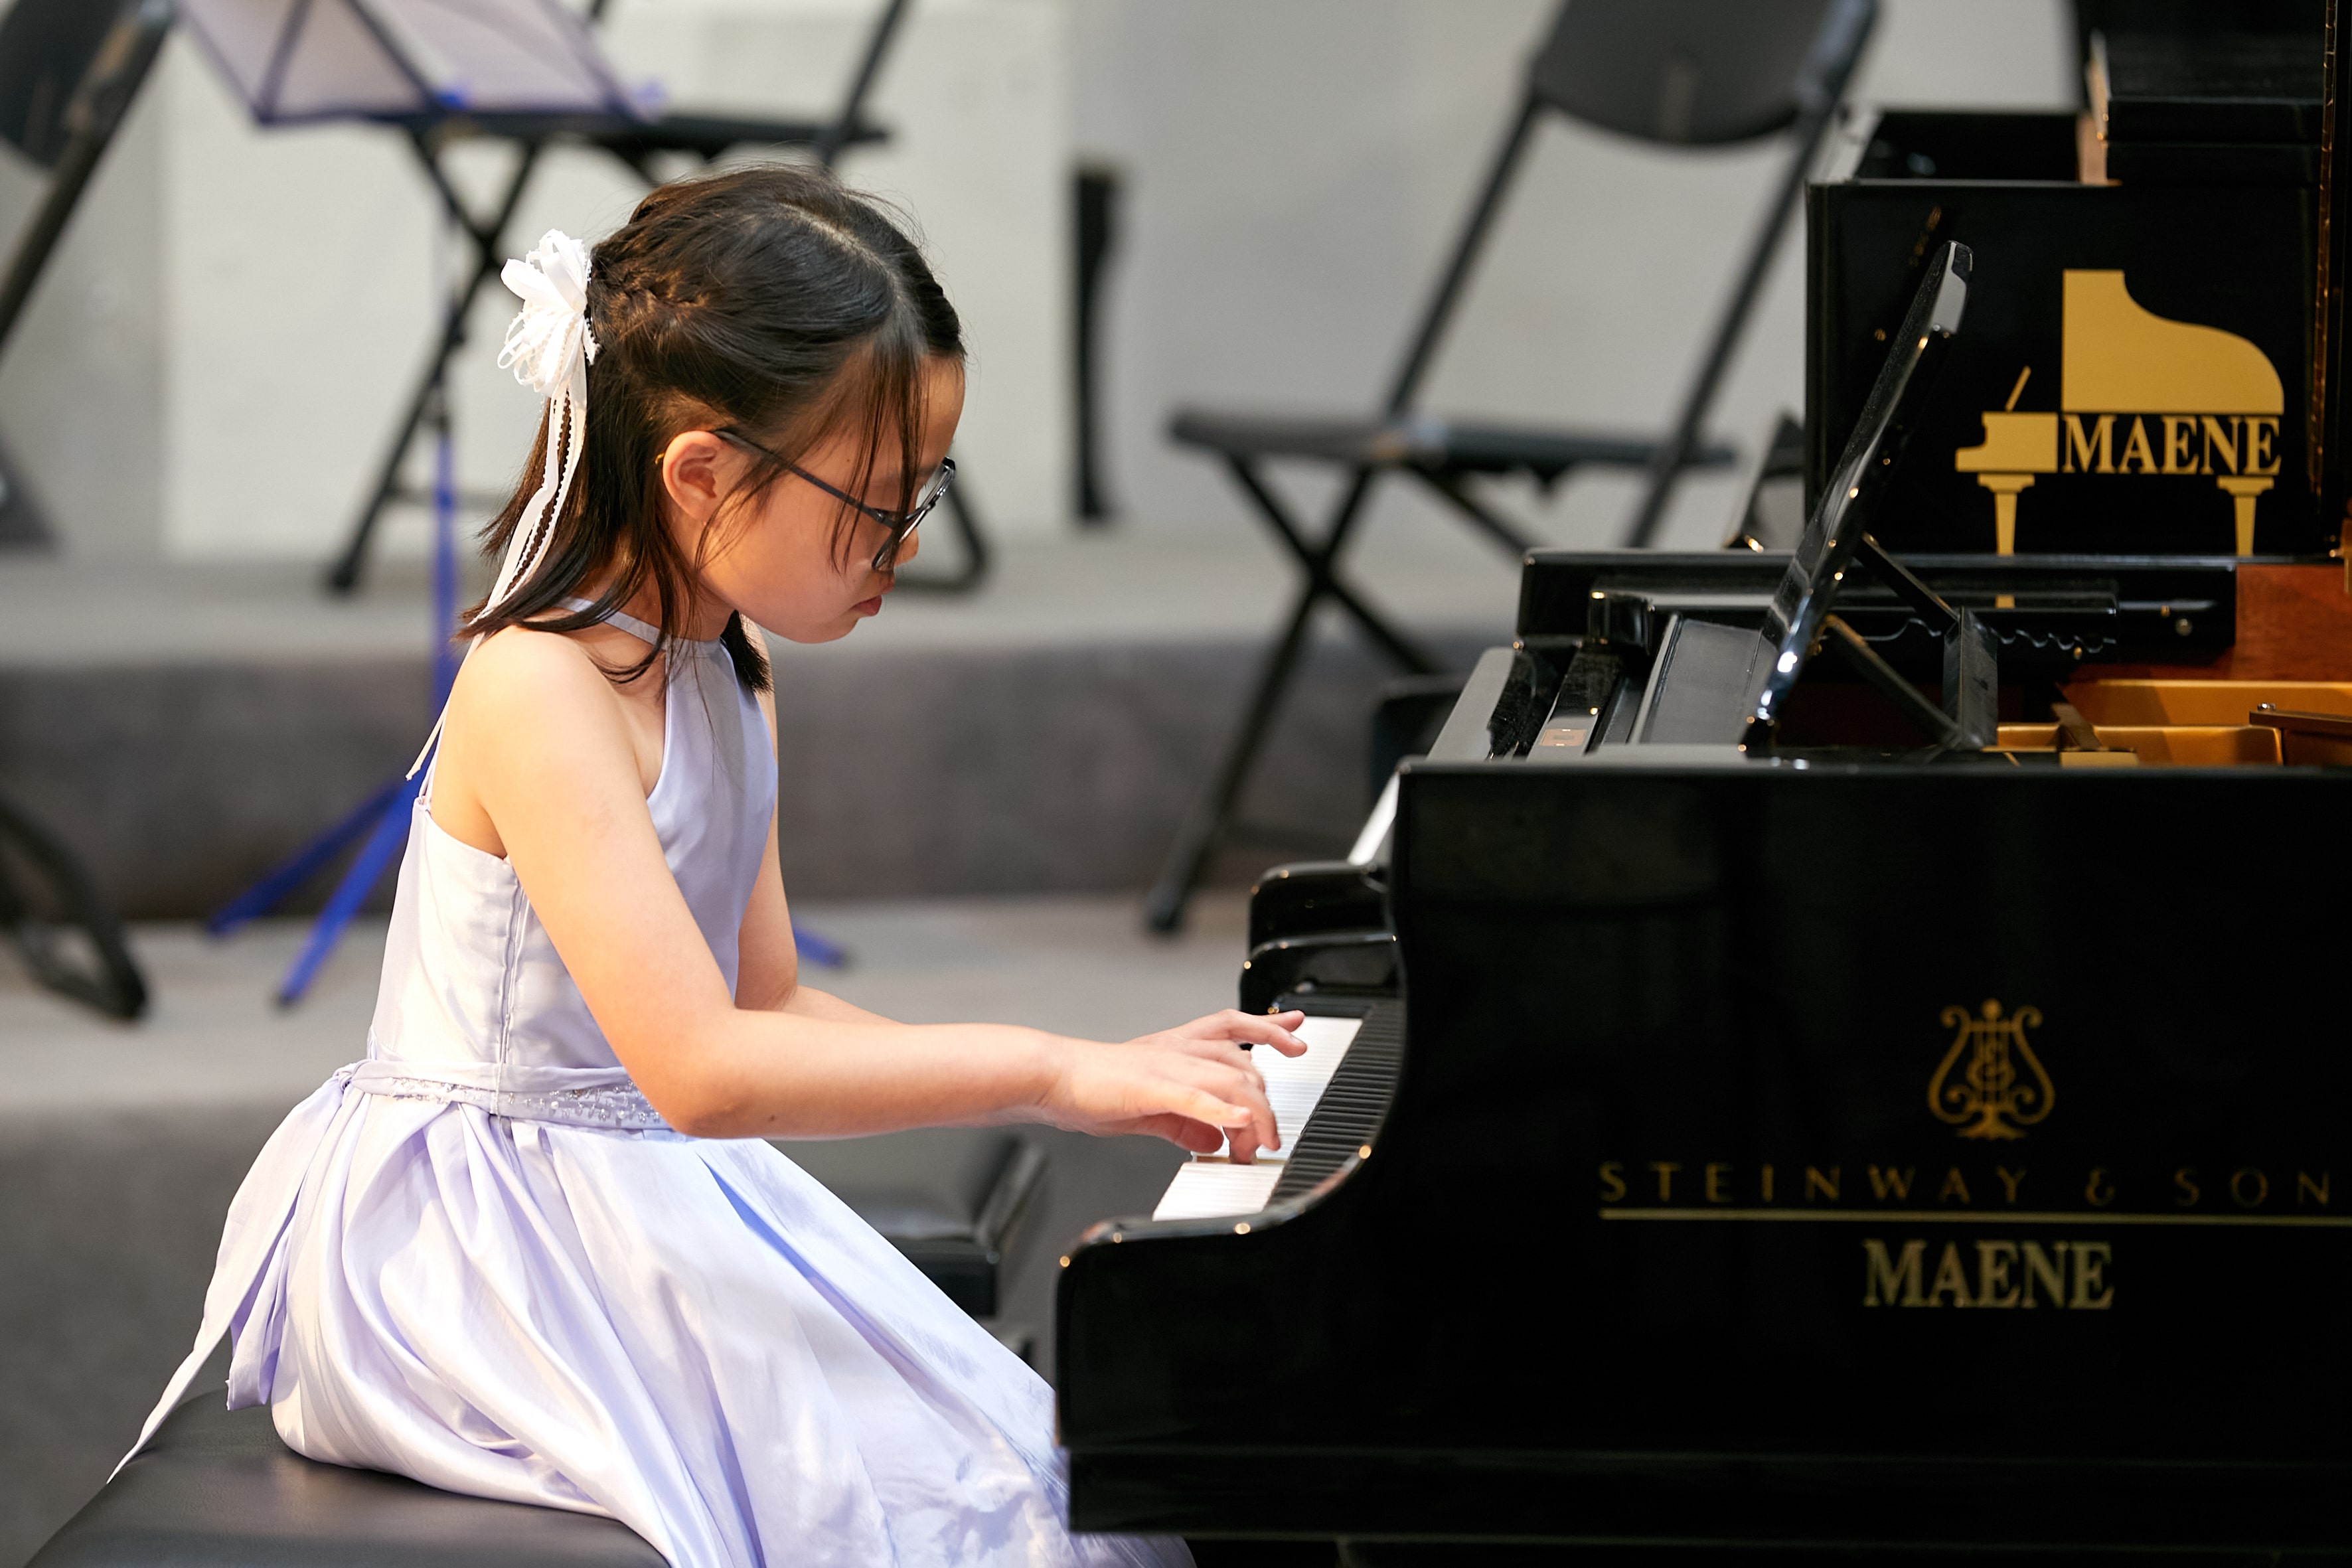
[468, 164, 964, 690]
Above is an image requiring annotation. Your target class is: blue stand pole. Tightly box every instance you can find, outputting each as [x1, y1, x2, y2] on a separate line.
[210, 377, 461, 1006]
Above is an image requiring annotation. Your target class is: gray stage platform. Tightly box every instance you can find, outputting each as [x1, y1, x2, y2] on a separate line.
[0, 892, 1251, 1568]
[0, 520, 1515, 917]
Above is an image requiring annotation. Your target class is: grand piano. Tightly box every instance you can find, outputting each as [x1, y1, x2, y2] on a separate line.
[1055, 240, 2352, 1555]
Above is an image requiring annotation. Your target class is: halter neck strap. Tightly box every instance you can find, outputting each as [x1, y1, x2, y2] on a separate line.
[559, 597, 722, 650]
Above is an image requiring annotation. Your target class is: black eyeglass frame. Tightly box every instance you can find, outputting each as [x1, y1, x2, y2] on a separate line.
[716, 428, 954, 572]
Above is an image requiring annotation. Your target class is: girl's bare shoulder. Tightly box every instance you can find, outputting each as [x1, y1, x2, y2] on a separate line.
[447, 623, 638, 746]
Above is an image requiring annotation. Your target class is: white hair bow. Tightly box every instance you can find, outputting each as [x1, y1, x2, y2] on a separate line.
[408, 228, 599, 781]
[480, 228, 599, 621]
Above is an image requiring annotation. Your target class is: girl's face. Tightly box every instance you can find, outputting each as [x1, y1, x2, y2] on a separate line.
[660, 355, 965, 644]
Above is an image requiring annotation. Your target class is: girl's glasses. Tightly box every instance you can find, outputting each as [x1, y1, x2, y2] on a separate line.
[717, 428, 953, 572]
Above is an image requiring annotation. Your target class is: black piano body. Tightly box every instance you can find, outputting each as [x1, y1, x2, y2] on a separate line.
[1056, 243, 2352, 1554]
[1058, 565, 2352, 1553]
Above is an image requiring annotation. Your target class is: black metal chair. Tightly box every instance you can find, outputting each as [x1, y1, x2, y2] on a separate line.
[1144, 0, 1877, 932]
[0, 0, 159, 1018]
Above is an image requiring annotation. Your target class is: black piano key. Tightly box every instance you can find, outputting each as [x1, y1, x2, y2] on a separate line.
[1269, 1002, 1405, 1205]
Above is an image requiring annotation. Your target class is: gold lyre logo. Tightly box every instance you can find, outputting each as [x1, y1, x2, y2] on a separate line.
[1927, 1000, 2055, 1140]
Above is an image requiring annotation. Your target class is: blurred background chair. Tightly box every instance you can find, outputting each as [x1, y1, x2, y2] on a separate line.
[1143, 0, 1878, 932]
[0, 0, 161, 1018]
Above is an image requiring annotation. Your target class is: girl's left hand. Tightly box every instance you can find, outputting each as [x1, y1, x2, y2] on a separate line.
[1111, 1008, 1308, 1158]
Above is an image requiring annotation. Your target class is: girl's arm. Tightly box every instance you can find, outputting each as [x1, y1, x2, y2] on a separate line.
[451, 629, 1297, 1148]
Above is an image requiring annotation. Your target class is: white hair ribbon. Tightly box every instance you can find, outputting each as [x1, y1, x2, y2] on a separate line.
[481, 228, 598, 622]
[408, 228, 599, 781]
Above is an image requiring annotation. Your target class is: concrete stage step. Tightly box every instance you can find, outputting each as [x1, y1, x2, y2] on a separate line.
[0, 521, 1514, 918]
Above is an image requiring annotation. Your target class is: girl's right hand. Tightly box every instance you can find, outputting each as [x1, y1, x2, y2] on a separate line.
[1039, 1010, 1308, 1158]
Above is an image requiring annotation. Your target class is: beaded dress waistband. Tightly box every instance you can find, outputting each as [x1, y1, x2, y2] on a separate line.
[344, 1059, 673, 1132]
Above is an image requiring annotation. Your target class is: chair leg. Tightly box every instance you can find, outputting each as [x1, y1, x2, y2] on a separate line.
[1146, 463, 1436, 932]
[1222, 458, 1439, 674]
[1144, 582, 1328, 933]
[1414, 469, 1539, 557]
[0, 785, 146, 1019]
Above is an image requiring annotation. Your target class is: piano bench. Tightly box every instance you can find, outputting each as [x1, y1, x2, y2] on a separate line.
[28, 1393, 663, 1568]
[770, 1127, 1046, 1320]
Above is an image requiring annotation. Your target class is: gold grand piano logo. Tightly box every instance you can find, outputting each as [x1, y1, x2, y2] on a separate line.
[1927, 1000, 2055, 1140]
[1954, 271, 2282, 556]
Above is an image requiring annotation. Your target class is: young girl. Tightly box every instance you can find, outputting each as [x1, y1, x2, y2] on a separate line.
[127, 166, 1307, 1567]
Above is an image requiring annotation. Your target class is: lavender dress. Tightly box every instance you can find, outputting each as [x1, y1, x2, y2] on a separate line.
[126, 608, 1188, 1568]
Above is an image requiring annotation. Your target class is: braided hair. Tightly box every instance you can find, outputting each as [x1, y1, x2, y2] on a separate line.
[469, 165, 965, 690]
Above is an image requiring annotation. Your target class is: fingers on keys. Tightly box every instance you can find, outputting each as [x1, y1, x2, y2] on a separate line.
[1215, 1008, 1308, 1056]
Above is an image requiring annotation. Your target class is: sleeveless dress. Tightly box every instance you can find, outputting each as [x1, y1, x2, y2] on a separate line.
[127, 609, 1188, 1568]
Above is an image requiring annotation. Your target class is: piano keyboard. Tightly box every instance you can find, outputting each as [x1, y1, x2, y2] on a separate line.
[1151, 1005, 1404, 1221]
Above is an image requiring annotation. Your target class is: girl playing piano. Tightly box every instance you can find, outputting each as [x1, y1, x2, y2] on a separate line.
[127, 165, 1303, 1568]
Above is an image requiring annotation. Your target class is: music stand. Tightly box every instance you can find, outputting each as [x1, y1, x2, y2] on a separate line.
[191, 0, 880, 998]
[172, 0, 986, 599]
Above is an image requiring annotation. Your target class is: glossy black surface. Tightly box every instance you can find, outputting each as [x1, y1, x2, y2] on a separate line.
[1245, 862, 1386, 950]
[1058, 761, 2352, 1547]
[1518, 550, 2238, 665]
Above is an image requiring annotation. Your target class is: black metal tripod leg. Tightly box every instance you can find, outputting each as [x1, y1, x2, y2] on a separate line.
[325, 139, 546, 593]
[326, 301, 475, 592]
[1143, 582, 1330, 933]
[819, 0, 914, 170]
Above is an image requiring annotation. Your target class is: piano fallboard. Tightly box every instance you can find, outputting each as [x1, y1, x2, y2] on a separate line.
[1056, 764, 2352, 1548]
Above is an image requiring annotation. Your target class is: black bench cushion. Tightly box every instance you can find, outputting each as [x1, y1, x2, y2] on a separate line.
[31, 1393, 662, 1568]
[772, 1128, 1044, 1319]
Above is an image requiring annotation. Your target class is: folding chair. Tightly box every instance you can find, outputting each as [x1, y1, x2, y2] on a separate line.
[1144, 0, 1876, 932]
[0, 0, 163, 1018]
[0, 0, 171, 548]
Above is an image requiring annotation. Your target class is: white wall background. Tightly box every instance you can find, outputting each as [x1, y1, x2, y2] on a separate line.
[0, 0, 2074, 564]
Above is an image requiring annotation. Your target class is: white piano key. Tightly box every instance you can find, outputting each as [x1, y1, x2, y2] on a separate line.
[1152, 1160, 1285, 1221]
[1221, 1013, 1361, 1162]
